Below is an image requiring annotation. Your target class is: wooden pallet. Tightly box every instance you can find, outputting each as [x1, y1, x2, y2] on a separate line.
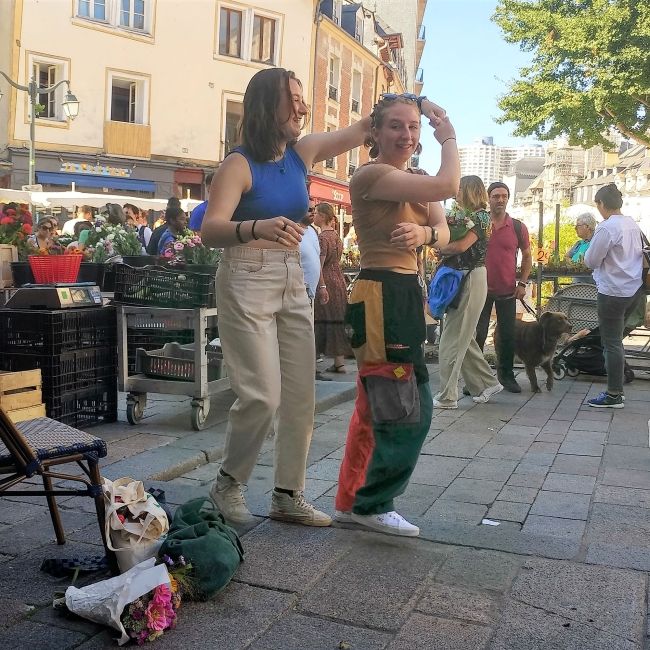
[0, 369, 43, 411]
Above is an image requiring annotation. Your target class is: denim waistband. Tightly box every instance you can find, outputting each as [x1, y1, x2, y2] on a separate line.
[222, 245, 301, 264]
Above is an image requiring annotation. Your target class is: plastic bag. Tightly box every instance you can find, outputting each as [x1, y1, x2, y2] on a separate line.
[65, 558, 170, 646]
[103, 477, 169, 573]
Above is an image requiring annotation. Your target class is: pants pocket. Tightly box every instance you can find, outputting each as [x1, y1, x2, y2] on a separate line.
[365, 372, 420, 424]
[345, 302, 366, 349]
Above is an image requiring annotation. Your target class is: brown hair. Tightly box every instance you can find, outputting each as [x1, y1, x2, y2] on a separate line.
[240, 68, 307, 162]
[315, 202, 337, 227]
[594, 183, 623, 210]
[365, 96, 422, 159]
[457, 175, 488, 212]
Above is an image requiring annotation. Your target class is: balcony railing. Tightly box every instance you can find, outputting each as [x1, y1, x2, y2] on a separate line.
[104, 121, 151, 158]
[348, 163, 356, 176]
[325, 158, 335, 170]
[328, 85, 338, 101]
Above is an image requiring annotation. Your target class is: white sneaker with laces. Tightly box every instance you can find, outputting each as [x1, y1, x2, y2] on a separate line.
[473, 382, 504, 404]
[432, 398, 458, 410]
[210, 472, 254, 524]
[334, 510, 353, 523]
[270, 490, 332, 526]
[351, 510, 420, 537]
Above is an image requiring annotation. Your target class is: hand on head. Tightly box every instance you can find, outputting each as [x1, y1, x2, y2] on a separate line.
[431, 117, 456, 144]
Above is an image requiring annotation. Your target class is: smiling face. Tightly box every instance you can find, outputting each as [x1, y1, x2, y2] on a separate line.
[372, 102, 421, 167]
[278, 77, 308, 142]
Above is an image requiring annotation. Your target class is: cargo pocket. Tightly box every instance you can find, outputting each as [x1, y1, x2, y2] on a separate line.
[365, 371, 420, 425]
[345, 302, 366, 349]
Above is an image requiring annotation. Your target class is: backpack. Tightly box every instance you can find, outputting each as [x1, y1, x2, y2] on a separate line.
[512, 218, 527, 252]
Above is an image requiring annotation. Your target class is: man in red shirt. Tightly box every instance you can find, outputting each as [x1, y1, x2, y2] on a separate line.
[475, 182, 532, 393]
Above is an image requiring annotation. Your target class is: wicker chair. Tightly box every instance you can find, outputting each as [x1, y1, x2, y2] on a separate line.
[0, 408, 109, 550]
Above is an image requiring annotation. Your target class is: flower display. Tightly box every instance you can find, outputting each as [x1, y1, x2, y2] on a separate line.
[0, 203, 33, 258]
[162, 231, 221, 266]
[84, 221, 143, 263]
[340, 248, 360, 270]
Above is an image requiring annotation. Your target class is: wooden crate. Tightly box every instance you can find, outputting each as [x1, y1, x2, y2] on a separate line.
[0, 369, 43, 411]
[0, 244, 18, 289]
[7, 403, 46, 423]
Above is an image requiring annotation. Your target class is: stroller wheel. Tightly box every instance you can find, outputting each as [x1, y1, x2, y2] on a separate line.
[552, 365, 566, 381]
[566, 366, 580, 378]
[624, 368, 635, 384]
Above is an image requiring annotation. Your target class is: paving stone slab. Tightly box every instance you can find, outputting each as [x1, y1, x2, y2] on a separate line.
[459, 458, 518, 482]
[421, 433, 491, 458]
[520, 451, 557, 467]
[601, 468, 650, 489]
[594, 485, 650, 509]
[542, 473, 596, 495]
[506, 473, 546, 489]
[521, 515, 586, 542]
[540, 420, 571, 435]
[416, 581, 501, 625]
[0, 621, 87, 650]
[421, 499, 487, 525]
[569, 419, 610, 432]
[440, 478, 503, 504]
[476, 443, 530, 461]
[435, 547, 523, 591]
[551, 454, 602, 477]
[585, 503, 650, 554]
[152, 582, 296, 650]
[497, 485, 539, 504]
[604, 445, 650, 472]
[490, 599, 638, 650]
[487, 500, 531, 523]
[510, 558, 645, 642]
[529, 491, 591, 520]
[236, 520, 354, 593]
[249, 613, 391, 650]
[386, 613, 492, 650]
[557, 440, 604, 457]
[300, 534, 447, 630]
[0, 597, 34, 628]
[305, 458, 345, 482]
[408, 455, 470, 487]
[394, 482, 445, 518]
[0, 501, 49, 526]
[535, 433, 567, 444]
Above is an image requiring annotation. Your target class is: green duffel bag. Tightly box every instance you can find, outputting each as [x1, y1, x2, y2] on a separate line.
[159, 497, 244, 600]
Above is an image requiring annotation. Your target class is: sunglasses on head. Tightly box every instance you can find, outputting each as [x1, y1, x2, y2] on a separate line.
[380, 92, 418, 102]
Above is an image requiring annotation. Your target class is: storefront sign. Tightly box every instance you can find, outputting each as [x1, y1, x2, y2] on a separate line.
[59, 162, 132, 177]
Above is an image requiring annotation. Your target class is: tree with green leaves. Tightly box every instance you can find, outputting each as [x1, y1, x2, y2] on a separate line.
[492, 0, 650, 148]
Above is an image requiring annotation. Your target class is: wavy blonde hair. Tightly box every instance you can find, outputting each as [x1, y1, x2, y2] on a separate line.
[457, 175, 488, 212]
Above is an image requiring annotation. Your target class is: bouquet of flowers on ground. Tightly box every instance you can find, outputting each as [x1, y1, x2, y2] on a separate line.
[85, 221, 142, 262]
[0, 204, 33, 258]
[161, 231, 221, 267]
[445, 203, 480, 242]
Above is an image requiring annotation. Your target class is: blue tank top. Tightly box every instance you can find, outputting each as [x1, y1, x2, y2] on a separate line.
[229, 146, 309, 223]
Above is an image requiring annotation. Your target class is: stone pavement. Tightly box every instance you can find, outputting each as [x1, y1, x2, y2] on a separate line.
[1, 361, 650, 649]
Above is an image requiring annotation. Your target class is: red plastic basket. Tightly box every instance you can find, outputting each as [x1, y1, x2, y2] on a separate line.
[28, 254, 82, 284]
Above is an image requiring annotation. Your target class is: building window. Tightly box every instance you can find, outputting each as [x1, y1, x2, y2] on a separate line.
[34, 63, 57, 119]
[120, 0, 145, 30]
[333, 0, 342, 25]
[328, 57, 340, 101]
[219, 7, 242, 58]
[348, 147, 359, 176]
[216, 4, 280, 66]
[351, 70, 361, 114]
[355, 13, 363, 42]
[108, 71, 149, 124]
[76, 0, 152, 34]
[223, 100, 243, 157]
[325, 126, 336, 170]
[252, 14, 275, 64]
[27, 54, 69, 122]
[78, 0, 106, 21]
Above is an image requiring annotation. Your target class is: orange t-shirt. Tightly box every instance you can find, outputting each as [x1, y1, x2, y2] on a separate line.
[349, 163, 430, 273]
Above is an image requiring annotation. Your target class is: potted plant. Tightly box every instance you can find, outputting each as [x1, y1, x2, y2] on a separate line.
[160, 232, 221, 273]
[0, 204, 33, 287]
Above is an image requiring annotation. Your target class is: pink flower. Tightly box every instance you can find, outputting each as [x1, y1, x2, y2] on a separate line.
[163, 249, 173, 258]
[145, 597, 172, 631]
[187, 241, 195, 247]
[173, 242, 184, 251]
[0, 216, 13, 225]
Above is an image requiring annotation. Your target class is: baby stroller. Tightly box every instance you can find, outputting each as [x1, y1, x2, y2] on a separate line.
[550, 283, 643, 382]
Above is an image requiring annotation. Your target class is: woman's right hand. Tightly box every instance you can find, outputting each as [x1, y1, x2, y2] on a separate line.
[253, 217, 304, 246]
[431, 116, 456, 145]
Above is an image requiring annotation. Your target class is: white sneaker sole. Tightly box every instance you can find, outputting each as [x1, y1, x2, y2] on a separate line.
[350, 513, 420, 537]
[432, 399, 458, 410]
[269, 511, 332, 526]
[473, 383, 504, 404]
[334, 510, 353, 523]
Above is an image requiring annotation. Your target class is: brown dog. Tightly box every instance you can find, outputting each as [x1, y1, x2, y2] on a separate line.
[495, 311, 572, 392]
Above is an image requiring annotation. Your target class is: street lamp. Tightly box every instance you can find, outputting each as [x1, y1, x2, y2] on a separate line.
[0, 69, 80, 221]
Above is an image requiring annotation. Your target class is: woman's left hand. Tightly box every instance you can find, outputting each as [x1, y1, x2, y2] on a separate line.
[390, 222, 427, 250]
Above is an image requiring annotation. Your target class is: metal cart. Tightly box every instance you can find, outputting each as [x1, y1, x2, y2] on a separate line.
[116, 304, 230, 430]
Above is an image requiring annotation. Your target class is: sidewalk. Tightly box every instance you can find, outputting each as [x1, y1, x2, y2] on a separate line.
[1, 361, 649, 649]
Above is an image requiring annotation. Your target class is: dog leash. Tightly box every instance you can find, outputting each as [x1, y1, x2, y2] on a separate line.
[520, 298, 539, 321]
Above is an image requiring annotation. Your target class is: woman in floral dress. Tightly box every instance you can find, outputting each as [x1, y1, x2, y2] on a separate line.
[314, 202, 352, 372]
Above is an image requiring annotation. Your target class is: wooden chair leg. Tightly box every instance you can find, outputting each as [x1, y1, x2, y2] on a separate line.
[88, 460, 119, 575]
[42, 473, 66, 545]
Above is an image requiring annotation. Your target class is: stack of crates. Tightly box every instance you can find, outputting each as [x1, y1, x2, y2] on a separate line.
[0, 307, 117, 427]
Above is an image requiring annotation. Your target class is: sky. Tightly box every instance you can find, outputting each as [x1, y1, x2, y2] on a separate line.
[418, 0, 538, 172]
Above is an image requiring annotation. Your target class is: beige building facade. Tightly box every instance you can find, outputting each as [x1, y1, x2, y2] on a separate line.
[0, 0, 316, 198]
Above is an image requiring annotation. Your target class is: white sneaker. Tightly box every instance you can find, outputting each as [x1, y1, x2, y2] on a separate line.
[269, 490, 332, 527]
[351, 510, 420, 537]
[210, 472, 254, 524]
[433, 398, 458, 410]
[334, 510, 353, 523]
[473, 382, 504, 404]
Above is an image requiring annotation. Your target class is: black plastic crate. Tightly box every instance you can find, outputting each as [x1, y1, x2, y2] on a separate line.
[45, 384, 118, 428]
[114, 264, 216, 308]
[1, 347, 117, 397]
[0, 307, 116, 355]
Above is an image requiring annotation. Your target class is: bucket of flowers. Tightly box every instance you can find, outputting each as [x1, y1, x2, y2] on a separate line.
[161, 232, 221, 272]
[86, 222, 143, 263]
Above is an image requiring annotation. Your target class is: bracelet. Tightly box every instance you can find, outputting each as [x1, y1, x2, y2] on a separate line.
[319, 285, 327, 289]
[441, 137, 457, 147]
[517, 281, 528, 287]
[251, 220, 259, 240]
[235, 221, 245, 244]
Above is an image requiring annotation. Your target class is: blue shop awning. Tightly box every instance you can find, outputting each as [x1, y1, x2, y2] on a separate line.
[36, 172, 156, 193]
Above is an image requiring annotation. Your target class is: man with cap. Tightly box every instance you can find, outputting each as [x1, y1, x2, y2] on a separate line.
[475, 182, 532, 393]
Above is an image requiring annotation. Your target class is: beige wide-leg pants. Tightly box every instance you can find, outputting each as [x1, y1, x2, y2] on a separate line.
[216, 246, 315, 491]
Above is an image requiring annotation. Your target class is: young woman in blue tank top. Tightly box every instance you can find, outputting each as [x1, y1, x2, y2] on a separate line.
[201, 69, 448, 527]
